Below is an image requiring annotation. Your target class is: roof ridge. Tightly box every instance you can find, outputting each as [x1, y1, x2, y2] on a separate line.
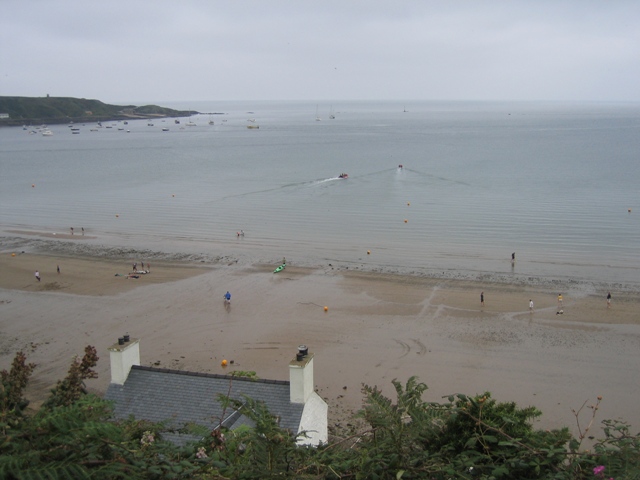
[132, 365, 290, 385]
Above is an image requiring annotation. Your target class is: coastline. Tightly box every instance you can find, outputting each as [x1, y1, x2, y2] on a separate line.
[1, 233, 639, 440]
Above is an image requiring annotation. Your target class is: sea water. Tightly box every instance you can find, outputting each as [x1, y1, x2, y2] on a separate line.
[1, 100, 639, 289]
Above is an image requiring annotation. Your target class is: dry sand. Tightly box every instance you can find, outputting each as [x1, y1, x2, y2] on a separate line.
[1, 248, 639, 440]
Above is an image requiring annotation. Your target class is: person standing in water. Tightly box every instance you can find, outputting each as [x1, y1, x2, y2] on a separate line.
[529, 299, 534, 312]
[607, 292, 611, 308]
[35, 270, 41, 281]
[511, 252, 516, 265]
[480, 292, 484, 307]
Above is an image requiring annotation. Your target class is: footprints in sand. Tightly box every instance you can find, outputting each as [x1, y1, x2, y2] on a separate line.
[393, 338, 428, 358]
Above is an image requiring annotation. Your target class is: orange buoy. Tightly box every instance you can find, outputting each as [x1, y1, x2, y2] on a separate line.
[221, 359, 228, 366]
[404, 219, 408, 223]
[367, 250, 370, 255]
[629, 208, 632, 213]
[11, 253, 16, 257]
[324, 306, 328, 312]
[32, 184, 35, 188]
[407, 202, 410, 206]
[115, 214, 119, 217]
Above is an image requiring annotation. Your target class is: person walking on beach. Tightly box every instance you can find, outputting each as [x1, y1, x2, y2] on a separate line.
[70, 227, 74, 235]
[529, 299, 534, 313]
[57, 265, 60, 275]
[480, 292, 484, 307]
[35, 270, 40, 281]
[557, 293, 563, 308]
[224, 291, 231, 305]
[607, 292, 611, 308]
[511, 252, 516, 265]
[81, 227, 84, 236]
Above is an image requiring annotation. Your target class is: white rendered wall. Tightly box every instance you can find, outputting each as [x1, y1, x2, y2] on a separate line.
[297, 392, 328, 446]
[108, 339, 140, 385]
[289, 354, 314, 404]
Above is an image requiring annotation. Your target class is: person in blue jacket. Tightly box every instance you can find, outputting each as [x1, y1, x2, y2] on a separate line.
[224, 291, 231, 304]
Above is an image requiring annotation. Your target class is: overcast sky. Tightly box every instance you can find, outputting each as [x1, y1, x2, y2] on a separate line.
[2, 1, 639, 104]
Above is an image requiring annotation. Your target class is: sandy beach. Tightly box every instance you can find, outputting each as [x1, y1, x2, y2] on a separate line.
[1, 240, 639, 441]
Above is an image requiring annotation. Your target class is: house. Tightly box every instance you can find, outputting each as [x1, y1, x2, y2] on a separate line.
[104, 337, 328, 446]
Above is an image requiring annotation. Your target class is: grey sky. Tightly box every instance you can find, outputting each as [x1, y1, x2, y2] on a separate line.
[2, 1, 639, 104]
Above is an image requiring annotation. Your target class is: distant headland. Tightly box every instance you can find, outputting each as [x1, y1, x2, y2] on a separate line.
[0, 96, 196, 126]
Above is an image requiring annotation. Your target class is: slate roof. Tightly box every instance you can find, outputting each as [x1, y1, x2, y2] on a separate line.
[104, 365, 304, 445]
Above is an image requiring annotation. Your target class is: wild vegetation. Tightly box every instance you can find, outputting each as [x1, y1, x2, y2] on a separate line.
[1, 347, 638, 479]
[0, 96, 191, 126]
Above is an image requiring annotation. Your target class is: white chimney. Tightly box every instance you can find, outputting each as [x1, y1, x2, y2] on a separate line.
[108, 336, 140, 385]
[289, 345, 314, 404]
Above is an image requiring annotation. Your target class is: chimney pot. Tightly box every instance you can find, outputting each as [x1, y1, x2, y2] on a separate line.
[118, 337, 125, 345]
[297, 344, 308, 356]
[123, 333, 130, 342]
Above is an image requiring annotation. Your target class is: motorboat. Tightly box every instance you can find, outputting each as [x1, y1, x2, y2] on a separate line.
[338, 173, 348, 179]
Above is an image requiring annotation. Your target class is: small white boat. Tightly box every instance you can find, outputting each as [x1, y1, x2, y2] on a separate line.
[162, 127, 169, 132]
[42, 129, 53, 136]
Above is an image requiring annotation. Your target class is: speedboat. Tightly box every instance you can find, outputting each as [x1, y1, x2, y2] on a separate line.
[338, 173, 348, 179]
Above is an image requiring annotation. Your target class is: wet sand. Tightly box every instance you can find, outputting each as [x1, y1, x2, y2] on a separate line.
[1, 248, 638, 440]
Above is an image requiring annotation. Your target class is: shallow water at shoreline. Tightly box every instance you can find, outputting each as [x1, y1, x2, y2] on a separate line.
[2, 101, 639, 288]
[2, 232, 636, 296]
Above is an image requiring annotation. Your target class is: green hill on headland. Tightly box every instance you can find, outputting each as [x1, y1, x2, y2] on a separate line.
[0, 96, 194, 126]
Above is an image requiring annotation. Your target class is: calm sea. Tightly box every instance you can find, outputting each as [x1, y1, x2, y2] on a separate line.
[1, 101, 639, 290]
